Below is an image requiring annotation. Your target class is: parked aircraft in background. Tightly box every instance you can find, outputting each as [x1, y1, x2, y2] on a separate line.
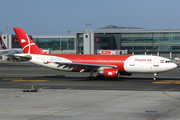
[0, 33, 6, 50]
[0, 34, 23, 61]
[13, 28, 177, 80]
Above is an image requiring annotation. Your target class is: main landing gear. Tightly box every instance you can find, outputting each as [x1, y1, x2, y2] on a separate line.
[153, 73, 158, 80]
[86, 76, 96, 80]
[86, 69, 95, 80]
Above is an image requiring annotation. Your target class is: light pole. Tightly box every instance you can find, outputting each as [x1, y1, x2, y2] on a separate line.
[68, 30, 71, 35]
[4, 25, 9, 48]
[4, 25, 9, 35]
[86, 23, 92, 31]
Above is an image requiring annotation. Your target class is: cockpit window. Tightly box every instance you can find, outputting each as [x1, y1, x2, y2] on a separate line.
[165, 61, 172, 63]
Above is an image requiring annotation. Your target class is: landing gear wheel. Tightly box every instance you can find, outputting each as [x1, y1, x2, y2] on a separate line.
[86, 69, 95, 80]
[86, 76, 95, 80]
[95, 75, 105, 80]
[153, 73, 158, 81]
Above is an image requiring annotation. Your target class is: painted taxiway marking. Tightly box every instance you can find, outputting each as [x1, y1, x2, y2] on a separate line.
[1, 78, 49, 82]
[31, 84, 169, 120]
[153, 80, 180, 84]
[149, 87, 180, 120]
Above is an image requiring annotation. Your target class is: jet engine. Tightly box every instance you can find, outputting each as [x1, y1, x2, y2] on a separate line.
[99, 68, 120, 78]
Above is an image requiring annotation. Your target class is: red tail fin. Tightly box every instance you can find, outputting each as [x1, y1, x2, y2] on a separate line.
[13, 28, 47, 54]
[0, 33, 7, 49]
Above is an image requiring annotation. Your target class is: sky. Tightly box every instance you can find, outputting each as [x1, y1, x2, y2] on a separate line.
[1, 0, 180, 35]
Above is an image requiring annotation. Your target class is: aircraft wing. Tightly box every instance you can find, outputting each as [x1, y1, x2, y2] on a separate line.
[55, 62, 116, 67]
[0, 48, 23, 55]
[0, 49, 14, 54]
[55, 61, 117, 72]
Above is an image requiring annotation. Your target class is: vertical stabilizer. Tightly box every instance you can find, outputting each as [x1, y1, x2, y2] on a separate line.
[13, 28, 47, 54]
[0, 33, 7, 49]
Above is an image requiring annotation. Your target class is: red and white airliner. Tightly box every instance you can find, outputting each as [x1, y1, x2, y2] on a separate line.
[13, 28, 177, 80]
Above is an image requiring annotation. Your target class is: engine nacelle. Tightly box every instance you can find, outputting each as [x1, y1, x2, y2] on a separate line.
[99, 68, 120, 78]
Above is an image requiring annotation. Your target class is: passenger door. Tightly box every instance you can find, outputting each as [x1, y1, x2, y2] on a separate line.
[130, 58, 135, 66]
[154, 58, 159, 66]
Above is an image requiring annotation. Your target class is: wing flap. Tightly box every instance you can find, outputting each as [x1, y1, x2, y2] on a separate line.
[55, 62, 116, 68]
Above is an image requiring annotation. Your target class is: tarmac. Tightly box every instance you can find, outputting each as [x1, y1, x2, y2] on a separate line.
[0, 61, 180, 120]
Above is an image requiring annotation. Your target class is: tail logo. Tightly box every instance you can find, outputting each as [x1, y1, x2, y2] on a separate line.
[1, 42, 4, 47]
[21, 39, 26, 43]
[0, 40, 5, 48]
[2, 43, 5, 47]
[21, 34, 35, 54]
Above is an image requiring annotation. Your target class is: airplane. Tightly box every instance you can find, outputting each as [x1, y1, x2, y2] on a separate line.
[13, 28, 177, 80]
[0, 34, 23, 61]
[0, 33, 6, 49]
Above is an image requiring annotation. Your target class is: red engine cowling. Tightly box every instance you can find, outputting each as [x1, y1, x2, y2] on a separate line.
[103, 68, 120, 78]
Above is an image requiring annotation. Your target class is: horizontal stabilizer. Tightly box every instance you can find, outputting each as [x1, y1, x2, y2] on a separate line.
[14, 54, 32, 61]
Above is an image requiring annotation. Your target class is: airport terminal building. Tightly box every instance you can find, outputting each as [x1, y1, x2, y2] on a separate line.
[76, 25, 180, 58]
[2, 34, 76, 54]
[2, 25, 180, 58]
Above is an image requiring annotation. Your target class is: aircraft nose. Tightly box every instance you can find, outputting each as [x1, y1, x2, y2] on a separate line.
[170, 63, 177, 70]
[173, 63, 178, 69]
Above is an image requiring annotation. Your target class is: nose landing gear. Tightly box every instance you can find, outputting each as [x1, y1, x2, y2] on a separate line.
[153, 73, 158, 80]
